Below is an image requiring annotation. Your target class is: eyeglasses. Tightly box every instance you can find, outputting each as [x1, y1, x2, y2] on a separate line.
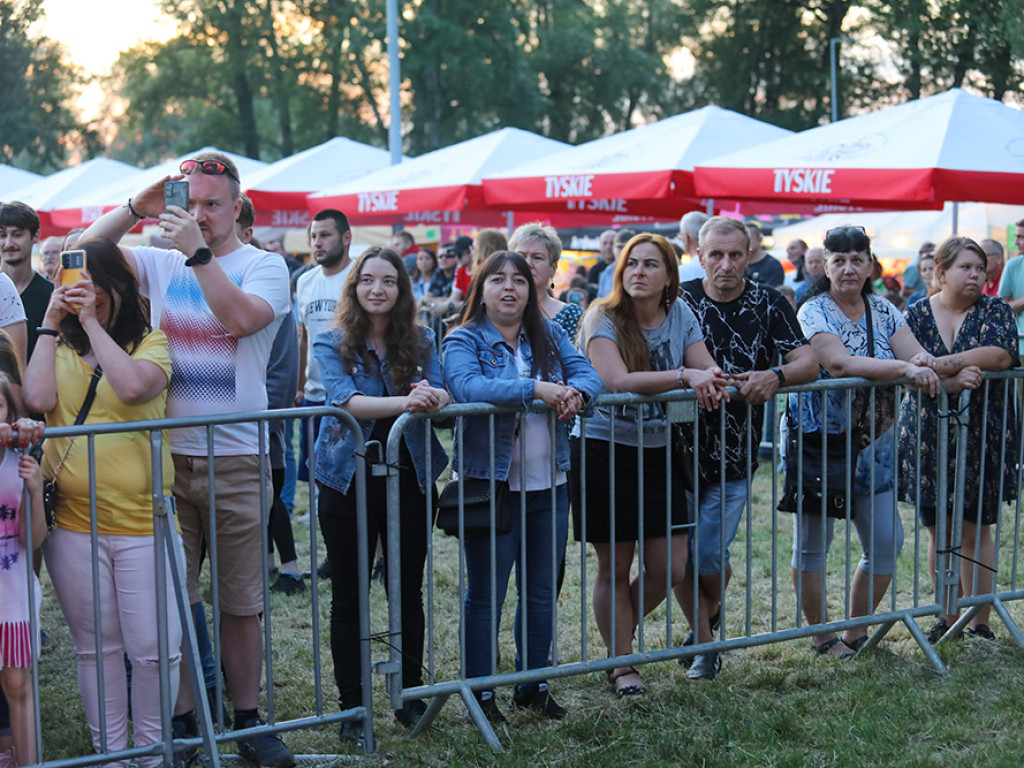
[825, 225, 867, 239]
[440, 252, 457, 259]
[180, 159, 239, 183]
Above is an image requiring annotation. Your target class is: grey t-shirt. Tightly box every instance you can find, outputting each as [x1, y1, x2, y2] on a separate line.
[577, 300, 703, 447]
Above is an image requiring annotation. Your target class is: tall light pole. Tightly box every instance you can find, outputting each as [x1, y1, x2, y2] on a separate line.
[830, 37, 853, 123]
[387, 0, 402, 165]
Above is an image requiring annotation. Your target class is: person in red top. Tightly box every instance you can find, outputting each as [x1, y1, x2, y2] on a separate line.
[981, 238, 1004, 297]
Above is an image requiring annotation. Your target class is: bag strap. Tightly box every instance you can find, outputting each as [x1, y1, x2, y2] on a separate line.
[862, 295, 875, 358]
[51, 365, 103, 481]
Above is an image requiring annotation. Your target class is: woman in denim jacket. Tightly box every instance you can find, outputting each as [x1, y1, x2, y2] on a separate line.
[442, 251, 601, 724]
[313, 247, 450, 741]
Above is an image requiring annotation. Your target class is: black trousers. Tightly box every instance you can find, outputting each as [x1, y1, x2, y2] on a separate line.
[317, 467, 432, 709]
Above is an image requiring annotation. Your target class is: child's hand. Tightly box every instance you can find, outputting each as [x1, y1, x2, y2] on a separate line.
[12, 418, 44, 447]
[18, 454, 42, 493]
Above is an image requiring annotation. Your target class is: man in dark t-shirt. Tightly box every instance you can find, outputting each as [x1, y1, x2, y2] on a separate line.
[675, 216, 818, 680]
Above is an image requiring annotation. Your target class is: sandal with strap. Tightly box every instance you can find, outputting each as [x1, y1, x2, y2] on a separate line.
[838, 635, 868, 660]
[811, 637, 842, 656]
[607, 666, 646, 698]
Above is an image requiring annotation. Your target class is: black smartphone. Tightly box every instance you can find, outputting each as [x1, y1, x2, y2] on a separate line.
[164, 180, 189, 212]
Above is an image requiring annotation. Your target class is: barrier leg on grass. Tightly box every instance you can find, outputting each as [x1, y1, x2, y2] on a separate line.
[459, 687, 504, 753]
[858, 621, 896, 655]
[904, 617, 947, 674]
[991, 599, 1024, 646]
[411, 694, 448, 736]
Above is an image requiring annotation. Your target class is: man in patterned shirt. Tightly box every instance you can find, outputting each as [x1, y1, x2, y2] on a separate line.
[675, 216, 818, 680]
[81, 152, 295, 767]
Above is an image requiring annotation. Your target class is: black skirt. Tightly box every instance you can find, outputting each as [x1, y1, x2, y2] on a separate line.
[569, 437, 690, 543]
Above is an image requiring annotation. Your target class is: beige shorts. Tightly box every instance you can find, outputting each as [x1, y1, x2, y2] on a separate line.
[173, 453, 270, 616]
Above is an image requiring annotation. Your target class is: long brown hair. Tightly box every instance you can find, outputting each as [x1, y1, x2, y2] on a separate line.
[579, 233, 679, 372]
[332, 247, 426, 394]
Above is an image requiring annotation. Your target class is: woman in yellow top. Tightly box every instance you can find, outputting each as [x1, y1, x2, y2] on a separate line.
[24, 238, 176, 768]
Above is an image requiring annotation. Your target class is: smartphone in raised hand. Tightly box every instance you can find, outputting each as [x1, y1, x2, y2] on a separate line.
[60, 249, 87, 287]
[164, 179, 189, 212]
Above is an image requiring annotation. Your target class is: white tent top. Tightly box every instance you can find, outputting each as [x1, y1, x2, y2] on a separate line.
[0, 165, 42, 199]
[60, 147, 267, 211]
[5, 157, 144, 211]
[245, 137, 398, 193]
[769, 202, 1024, 262]
[695, 89, 1024, 206]
[308, 127, 570, 214]
[486, 106, 792, 180]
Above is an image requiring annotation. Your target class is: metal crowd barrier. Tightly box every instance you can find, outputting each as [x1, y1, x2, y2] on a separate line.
[25, 406, 373, 767]
[382, 372, 1024, 750]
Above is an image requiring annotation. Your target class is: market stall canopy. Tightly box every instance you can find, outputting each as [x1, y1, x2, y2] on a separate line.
[482, 106, 793, 218]
[5, 157, 145, 234]
[769, 202, 1024, 266]
[694, 89, 1024, 208]
[51, 147, 267, 230]
[245, 137, 399, 229]
[307, 128, 570, 226]
[0, 165, 41, 199]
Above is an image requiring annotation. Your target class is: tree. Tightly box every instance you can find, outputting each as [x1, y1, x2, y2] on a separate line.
[0, 0, 88, 172]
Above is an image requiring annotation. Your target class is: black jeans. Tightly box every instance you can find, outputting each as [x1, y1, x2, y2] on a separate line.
[267, 467, 297, 564]
[318, 467, 432, 710]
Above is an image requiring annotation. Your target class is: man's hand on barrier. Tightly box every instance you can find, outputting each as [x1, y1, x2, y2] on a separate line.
[731, 369, 778, 405]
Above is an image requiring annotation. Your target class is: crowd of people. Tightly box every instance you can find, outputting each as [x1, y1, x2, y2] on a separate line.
[0, 159, 1022, 764]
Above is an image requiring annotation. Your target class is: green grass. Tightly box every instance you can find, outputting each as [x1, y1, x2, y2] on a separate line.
[34, 450, 1024, 768]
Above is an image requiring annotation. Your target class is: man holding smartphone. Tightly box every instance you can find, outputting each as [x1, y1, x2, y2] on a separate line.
[81, 152, 294, 768]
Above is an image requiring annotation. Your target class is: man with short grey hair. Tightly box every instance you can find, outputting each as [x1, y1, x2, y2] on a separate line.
[981, 238, 1004, 297]
[678, 211, 709, 282]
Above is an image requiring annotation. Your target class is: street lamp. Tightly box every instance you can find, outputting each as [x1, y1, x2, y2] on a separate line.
[830, 37, 854, 123]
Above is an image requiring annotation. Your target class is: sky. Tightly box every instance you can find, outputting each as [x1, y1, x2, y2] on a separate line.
[41, 0, 176, 117]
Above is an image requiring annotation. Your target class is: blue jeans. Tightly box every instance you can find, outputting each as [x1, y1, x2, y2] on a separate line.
[462, 485, 568, 679]
[281, 418, 297, 510]
[691, 479, 749, 575]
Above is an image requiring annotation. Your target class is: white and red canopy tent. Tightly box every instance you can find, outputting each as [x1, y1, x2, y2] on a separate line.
[245, 137, 398, 229]
[51, 148, 267, 230]
[482, 106, 793, 219]
[307, 128, 571, 227]
[5, 158, 145, 236]
[694, 89, 1024, 209]
[0, 165, 41, 200]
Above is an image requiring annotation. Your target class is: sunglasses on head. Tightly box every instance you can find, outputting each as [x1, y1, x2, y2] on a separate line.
[825, 225, 867, 239]
[180, 159, 239, 183]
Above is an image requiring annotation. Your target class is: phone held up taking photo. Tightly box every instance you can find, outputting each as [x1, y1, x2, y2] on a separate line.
[164, 179, 189, 212]
[60, 250, 87, 287]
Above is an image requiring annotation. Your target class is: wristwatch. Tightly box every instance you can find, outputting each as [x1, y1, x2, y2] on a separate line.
[185, 247, 213, 267]
[770, 367, 786, 386]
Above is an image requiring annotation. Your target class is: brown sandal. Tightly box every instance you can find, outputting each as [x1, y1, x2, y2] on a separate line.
[607, 666, 646, 698]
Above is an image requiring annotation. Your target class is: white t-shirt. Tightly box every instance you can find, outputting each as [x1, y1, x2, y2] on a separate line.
[295, 263, 352, 402]
[133, 244, 290, 455]
[677, 255, 705, 283]
[0, 273, 27, 328]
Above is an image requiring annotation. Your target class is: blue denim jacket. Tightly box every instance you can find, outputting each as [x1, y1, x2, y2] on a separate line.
[313, 326, 448, 494]
[441, 317, 602, 481]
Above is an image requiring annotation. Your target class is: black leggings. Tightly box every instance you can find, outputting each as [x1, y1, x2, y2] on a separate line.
[267, 467, 297, 564]
[318, 468, 432, 710]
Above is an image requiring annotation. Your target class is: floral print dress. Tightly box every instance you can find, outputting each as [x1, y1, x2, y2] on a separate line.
[897, 294, 1020, 522]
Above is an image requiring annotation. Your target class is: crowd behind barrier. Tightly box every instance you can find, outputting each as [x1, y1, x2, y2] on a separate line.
[12, 376, 1024, 763]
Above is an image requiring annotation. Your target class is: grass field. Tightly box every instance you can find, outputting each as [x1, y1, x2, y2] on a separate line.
[35, 455, 1024, 768]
